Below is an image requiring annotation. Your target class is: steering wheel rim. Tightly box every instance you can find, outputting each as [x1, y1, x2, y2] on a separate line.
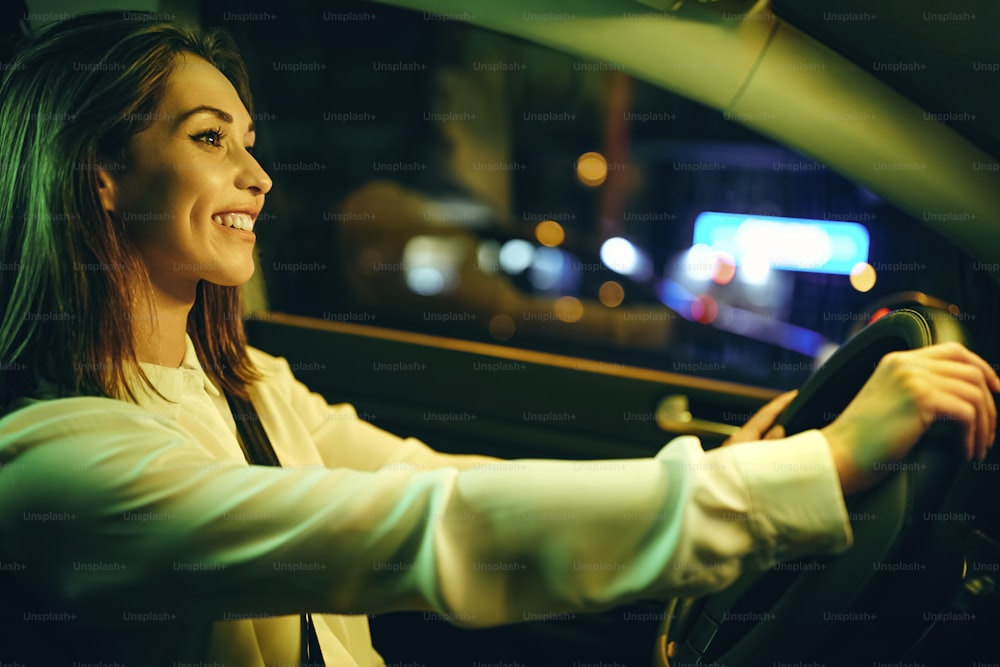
[656, 307, 979, 666]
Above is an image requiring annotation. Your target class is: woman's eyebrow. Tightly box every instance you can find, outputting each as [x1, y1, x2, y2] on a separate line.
[176, 105, 255, 133]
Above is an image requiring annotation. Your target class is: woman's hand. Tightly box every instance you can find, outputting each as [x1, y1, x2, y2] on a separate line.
[821, 342, 1000, 494]
[721, 390, 798, 446]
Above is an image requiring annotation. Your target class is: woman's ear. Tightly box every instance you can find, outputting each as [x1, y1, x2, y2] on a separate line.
[95, 164, 119, 214]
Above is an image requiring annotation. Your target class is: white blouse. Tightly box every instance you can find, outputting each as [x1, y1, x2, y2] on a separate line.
[0, 335, 852, 665]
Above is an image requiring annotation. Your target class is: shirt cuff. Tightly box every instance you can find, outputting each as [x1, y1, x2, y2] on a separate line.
[719, 429, 854, 569]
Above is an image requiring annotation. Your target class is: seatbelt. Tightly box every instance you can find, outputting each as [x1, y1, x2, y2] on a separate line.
[224, 390, 326, 667]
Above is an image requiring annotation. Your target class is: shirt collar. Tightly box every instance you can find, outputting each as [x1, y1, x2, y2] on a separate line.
[136, 334, 222, 403]
[180, 334, 222, 397]
[179, 334, 202, 371]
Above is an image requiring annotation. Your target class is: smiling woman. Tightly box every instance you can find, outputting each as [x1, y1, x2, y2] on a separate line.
[0, 10, 996, 667]
[0, 12, 263, 404]
[99, 52, 272, 367]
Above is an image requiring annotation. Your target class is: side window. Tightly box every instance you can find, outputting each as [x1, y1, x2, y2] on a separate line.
[220, 2, 957, 390]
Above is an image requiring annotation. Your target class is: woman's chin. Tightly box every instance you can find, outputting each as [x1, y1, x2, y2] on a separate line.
[205, 264, 256, 288]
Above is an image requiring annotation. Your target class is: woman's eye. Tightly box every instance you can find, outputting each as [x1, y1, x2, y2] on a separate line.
[192, 128, 226, 147]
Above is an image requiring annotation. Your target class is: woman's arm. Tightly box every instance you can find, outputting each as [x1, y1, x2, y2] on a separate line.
[0, 397, 848, 628]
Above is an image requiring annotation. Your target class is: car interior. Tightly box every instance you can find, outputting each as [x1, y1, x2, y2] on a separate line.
[8, 0, 1000, 664]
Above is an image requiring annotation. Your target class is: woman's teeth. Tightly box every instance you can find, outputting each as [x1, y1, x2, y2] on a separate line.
[212, 212, 254, 232]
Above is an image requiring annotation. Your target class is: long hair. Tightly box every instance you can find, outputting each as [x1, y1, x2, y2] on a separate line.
[0, 12, 260, 408]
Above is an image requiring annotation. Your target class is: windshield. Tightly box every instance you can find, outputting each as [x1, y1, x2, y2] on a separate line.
[234, 2, 975, 389]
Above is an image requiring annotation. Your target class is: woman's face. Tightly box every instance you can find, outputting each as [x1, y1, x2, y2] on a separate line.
[105, 53, 272, 297]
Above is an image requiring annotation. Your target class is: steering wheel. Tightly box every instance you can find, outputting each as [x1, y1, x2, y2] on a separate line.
[656, 307, 984, 666]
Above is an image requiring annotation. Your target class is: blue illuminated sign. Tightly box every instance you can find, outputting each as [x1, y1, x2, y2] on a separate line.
[692, 212, 870, 275]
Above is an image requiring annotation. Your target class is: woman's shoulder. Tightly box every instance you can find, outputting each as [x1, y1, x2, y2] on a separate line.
[245, 344, 296, 381]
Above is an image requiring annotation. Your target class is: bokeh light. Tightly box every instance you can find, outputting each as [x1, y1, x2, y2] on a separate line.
[690, 295, 718, 324]
[869, 306, 891, 323]
[712, 251, 736, 285]
[849, 262, 876, 292]
[529, 247, 568, 291]
[489, 313, 515, 340]
[576, 151, 608, 187]
[598, 281, 625, 307]
[554, 296, 584, 323]
[681, 244, 717, 282]
[402, 236, 463, 296]
[535, 220, 565, 247]
[476, 240, 501, 274]
[499, 239, 535, 274]
[600, 237, 652, 279]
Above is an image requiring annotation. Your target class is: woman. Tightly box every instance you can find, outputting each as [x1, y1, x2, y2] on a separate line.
[0, 13, 996, 667]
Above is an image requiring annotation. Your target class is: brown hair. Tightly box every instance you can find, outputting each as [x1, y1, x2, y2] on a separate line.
[0, 12, 260, 408]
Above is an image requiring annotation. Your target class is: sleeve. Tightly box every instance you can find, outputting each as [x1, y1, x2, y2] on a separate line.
[0, 397, 852, 628]
[248, 347, 501, 472]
